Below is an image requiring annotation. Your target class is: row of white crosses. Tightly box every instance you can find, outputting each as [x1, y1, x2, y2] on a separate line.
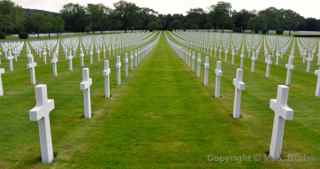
[24, 33, 150, 68]
[177, 31, 320, 100]
[27, 34, 160, 164]
[177, 32, 294, 160]
[0, 32, 155, 97]
[0, 41, 24, 72]
[167, 35, 223, 98]
[176, 31, 320, 94]
[169, 32, 295, 161]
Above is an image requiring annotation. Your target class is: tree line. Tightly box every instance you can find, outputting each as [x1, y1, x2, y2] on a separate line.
[1, 0, 320, 38]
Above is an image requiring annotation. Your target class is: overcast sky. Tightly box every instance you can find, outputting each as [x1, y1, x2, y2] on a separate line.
[13, 0, 320, 18]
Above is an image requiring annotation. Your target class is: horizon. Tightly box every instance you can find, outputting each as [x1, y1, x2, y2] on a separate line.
[12, 0, 320, 19]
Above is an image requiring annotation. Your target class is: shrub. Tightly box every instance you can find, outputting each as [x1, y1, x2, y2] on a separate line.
[0, 32, 6, 39]
[276, 29, 284, 35]
[19, 32, 29, 39]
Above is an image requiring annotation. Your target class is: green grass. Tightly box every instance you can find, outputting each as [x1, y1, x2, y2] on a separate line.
[0, 33, 319, 169]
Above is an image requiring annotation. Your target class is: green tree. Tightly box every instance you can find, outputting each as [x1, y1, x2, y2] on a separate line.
[113, 1, 141, 30]
[209, 1, 233, 30]
[0, 0, 25, 34]
[61, 3, 87, 32]
[86, 3, 111, 32]
[185, 8, 208, 29]
[232, 9, 256, 32]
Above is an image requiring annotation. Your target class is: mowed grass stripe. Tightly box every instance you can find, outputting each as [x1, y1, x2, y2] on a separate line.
[50, 35, 269, 169]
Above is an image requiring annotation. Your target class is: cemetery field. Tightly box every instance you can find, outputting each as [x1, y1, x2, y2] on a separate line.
[0, 33, 320, 169]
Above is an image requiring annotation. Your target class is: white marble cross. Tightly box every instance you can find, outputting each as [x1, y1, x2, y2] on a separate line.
[315, 69, 320, 97]
[67, 53, 73, 71]
[103, 60, 111, 99]
[125, 54, 129, 80]
[265, 56, 272, 78]
[29, 84, 55, 164]
[130, 52, 134, 70]
[214, 61, 223, 98]
[269, 85, 294, 160]
[203, 56, 210, 86]
[134, 50, 138, 68]
[302, 49, 307, 64]
[80, 48, 85, 66]
[27, 54, 37, 85]
[42, 49, 47, 64]
[196, 54, 201, 78]
[97, 49, 101, 62]
[51, 56, 58, 77]
[218, 48, 222, 60]
[187, 50, 191, 66]
[7, 52, 14, 72]
[191, 53, 196, 71]
[317, 52, 320, 66]
[306, 52, 313, 73]
[89, 49, 94, 64]
[80, 68, 92, 119]
[251, 52, 257, 72]
[275, 51, 280, 65]
[285, 57, 294, 85]
[224, 49, 228, 63]
[231, 49, 235, 65]
[137, 49, 141, 65]
[240, 53, 244, 68]
[0, 68, 5, 96]
[232, 68, 245, 119]
[116, 55, 122, 85]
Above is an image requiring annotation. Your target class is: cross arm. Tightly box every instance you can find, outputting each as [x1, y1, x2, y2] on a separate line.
[27, 62, 37, 69]
[215, 69, 223, 76]
[29, 100, 54, 121]
[80, 79, 92, 90]
[233, 79, 245, 90]
[103, 69, 111, 77]
[270, 99, 294, 120]
[285, 64, 294, 70]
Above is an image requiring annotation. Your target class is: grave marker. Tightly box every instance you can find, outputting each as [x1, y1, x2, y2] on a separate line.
[315, 69, 320, 96]
[251, 52, 257, 72]
[285, 56, 294, 85]
[214, 61, 223, 98]
[269, 85, 294, 160]
[7, 52, 14, 72]
[80, 68, 92, 119]
[125, 54, 129, 80]
[29, 84, 55, 164]
[306, 52, 312, 73]
[203, 56, 210, 86]
[67, 53, 73, 71]
[265, 56, 272, 78]
[80, 48, 84, 66]
[51, 56, 58, 77]
[0, 68, 5, 96]
[103, 60, 111, 98]
[196, 54, 201, 78]
[232, 68, 245, 119]
[116, 55, 122, 85]
[27, 54, 37, 85]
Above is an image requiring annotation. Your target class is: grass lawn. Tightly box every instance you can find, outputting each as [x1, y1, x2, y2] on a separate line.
[0, 33, 319, 169]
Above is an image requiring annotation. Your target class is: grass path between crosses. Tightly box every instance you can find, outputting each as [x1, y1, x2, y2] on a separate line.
[1, 33, 319, 169]
[47, 34, 244, 169]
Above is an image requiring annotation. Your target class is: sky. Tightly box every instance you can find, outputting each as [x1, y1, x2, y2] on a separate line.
[13, 0, 320, 18]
